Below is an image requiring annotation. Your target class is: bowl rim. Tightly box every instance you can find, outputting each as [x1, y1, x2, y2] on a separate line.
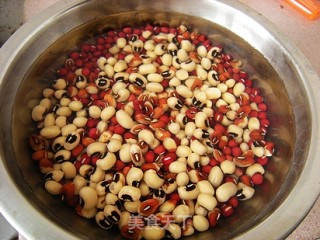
[0, 0, 320, 239]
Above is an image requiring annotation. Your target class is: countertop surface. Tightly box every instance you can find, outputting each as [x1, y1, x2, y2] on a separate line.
[0, 0, 319, 239]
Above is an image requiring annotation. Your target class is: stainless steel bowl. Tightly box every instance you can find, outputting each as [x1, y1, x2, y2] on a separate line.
[0, 0, 319, 239]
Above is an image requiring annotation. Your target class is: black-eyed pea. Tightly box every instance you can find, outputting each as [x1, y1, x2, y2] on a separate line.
[194, 202, 208, 216]
[147, 73, 163, 83]
[185, 122, 196, 137]
[118, 185, 141, 202]
[161, 53, 173, 66]
[197, 193, 218, 212]
[153, 188, 166, 205]
[193, 215, 209, 232]
[118, 211, 131, 230]
[60, 97, 71, 107]
[228, 124, 244, 140]
[32, 104, 46, 121]
[113, 60, 127, 72]
[61, 161, 76, 179]
[197, 180, 215, 195]
[75, 75, 87, 89]
[181, 39, 194, 52]
[180, 60, 196, 72]
[44, 180, 62, 195]
[195, 112, 208, 129]
[97, 57, 107, 70]
[190, 139, 207, 155]
[126, 167, 144, 187]
[222, 92, 236, 104]
[233, 82, 245, 97]
[143, 169, 164, 189]
[73, 175, 87, 195]
[163, 137, 177, 152]
[86, 142, 107, 156]
[187, 153, 200, 169]
[207, 70, 219, 86]
[64, 131, 80, 150]
[230, 102, 240, 111]
[154, 43, 167, 56]
[167, 97, 183, 110]
[176, 145, 192, 158]
[96, 152, 116, 171]
[207, 46, 221, 59]
[54, 149, 71, 163]
[90, 167, 105, 183]
[217, 83, 228, 93]
[165, 223, 182, 239]
[246, 163, 265, 177]
[236, 183, 255, 201]
[138, 63, 157, 75]
[124, 200, 140, 213]
[177, 48, 189, 62]
[200, 57, 212, 71]
[197, 68, 208, 81]
[95, 211, 113, 229]
[108, 44, 120, 55]
[146, 82, 164, 93]
[39, 98, 52, 110]
[208, 166, 224, 188]
[169, 161, 187, 174]
[240, 142, 250, 153]
[216, 182, 238, 202]
[44, 169, 64, 182]
[79, 164, 95, 179]
[100, 106, 115, 122]
[200, 155, 210, 166]
[143, 226, 165, 240]
[43, 113, 55, 127]
[178, 184, 200, 200]
[51, 136, 66, 152]
[43, 88, 55, 98]
[68, 100, 83, 112]
[95, 180, 110, 196]
[54, 90, 68, 100]
[220, 160, 236, 174]
[248, 117, 260, 131]
[52, 78, 67, 90]
[88, 105, 101, 119]
[197, 45, 207, 58]
[76, 109, 87, 117]
[226, 110, 237, 121]
[106, 138, 122, 153]
[116, 109, 135, 129]
[251, 142, 265, 157]
[119, 143, 132, 163]
[193, 128, 209, 140]
[172, 204, 191, 223]
[77, 206, 97, 219]
[225, 79, 236, 88]
[144, 39, 155, 51]
[176, 172, 189, 187]
[61, 124, 77, 136]
[116, 37, 127, 48]
[176, 85, 193, 99]
[176, 131, 187, 141]
[139, 181, 151, 197]
[168, 122, 180, 135]
[104, 204, 121, 224]
[176, 69, 189, 81]
[79, 186, 98, 210]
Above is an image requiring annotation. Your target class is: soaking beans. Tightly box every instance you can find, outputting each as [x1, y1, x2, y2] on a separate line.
[29, 23, 275, 240]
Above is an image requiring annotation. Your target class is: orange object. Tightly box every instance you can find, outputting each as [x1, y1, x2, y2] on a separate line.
[283, 0, 320, 20]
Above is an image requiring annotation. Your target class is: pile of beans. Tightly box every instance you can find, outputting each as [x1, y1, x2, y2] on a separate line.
[29, 23, 274, 239]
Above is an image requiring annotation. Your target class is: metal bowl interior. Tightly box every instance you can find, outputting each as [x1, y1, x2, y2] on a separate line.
[0, 0, 319, 240]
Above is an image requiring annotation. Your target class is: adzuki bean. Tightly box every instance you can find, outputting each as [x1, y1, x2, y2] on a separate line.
[29, 23, 275, 240]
